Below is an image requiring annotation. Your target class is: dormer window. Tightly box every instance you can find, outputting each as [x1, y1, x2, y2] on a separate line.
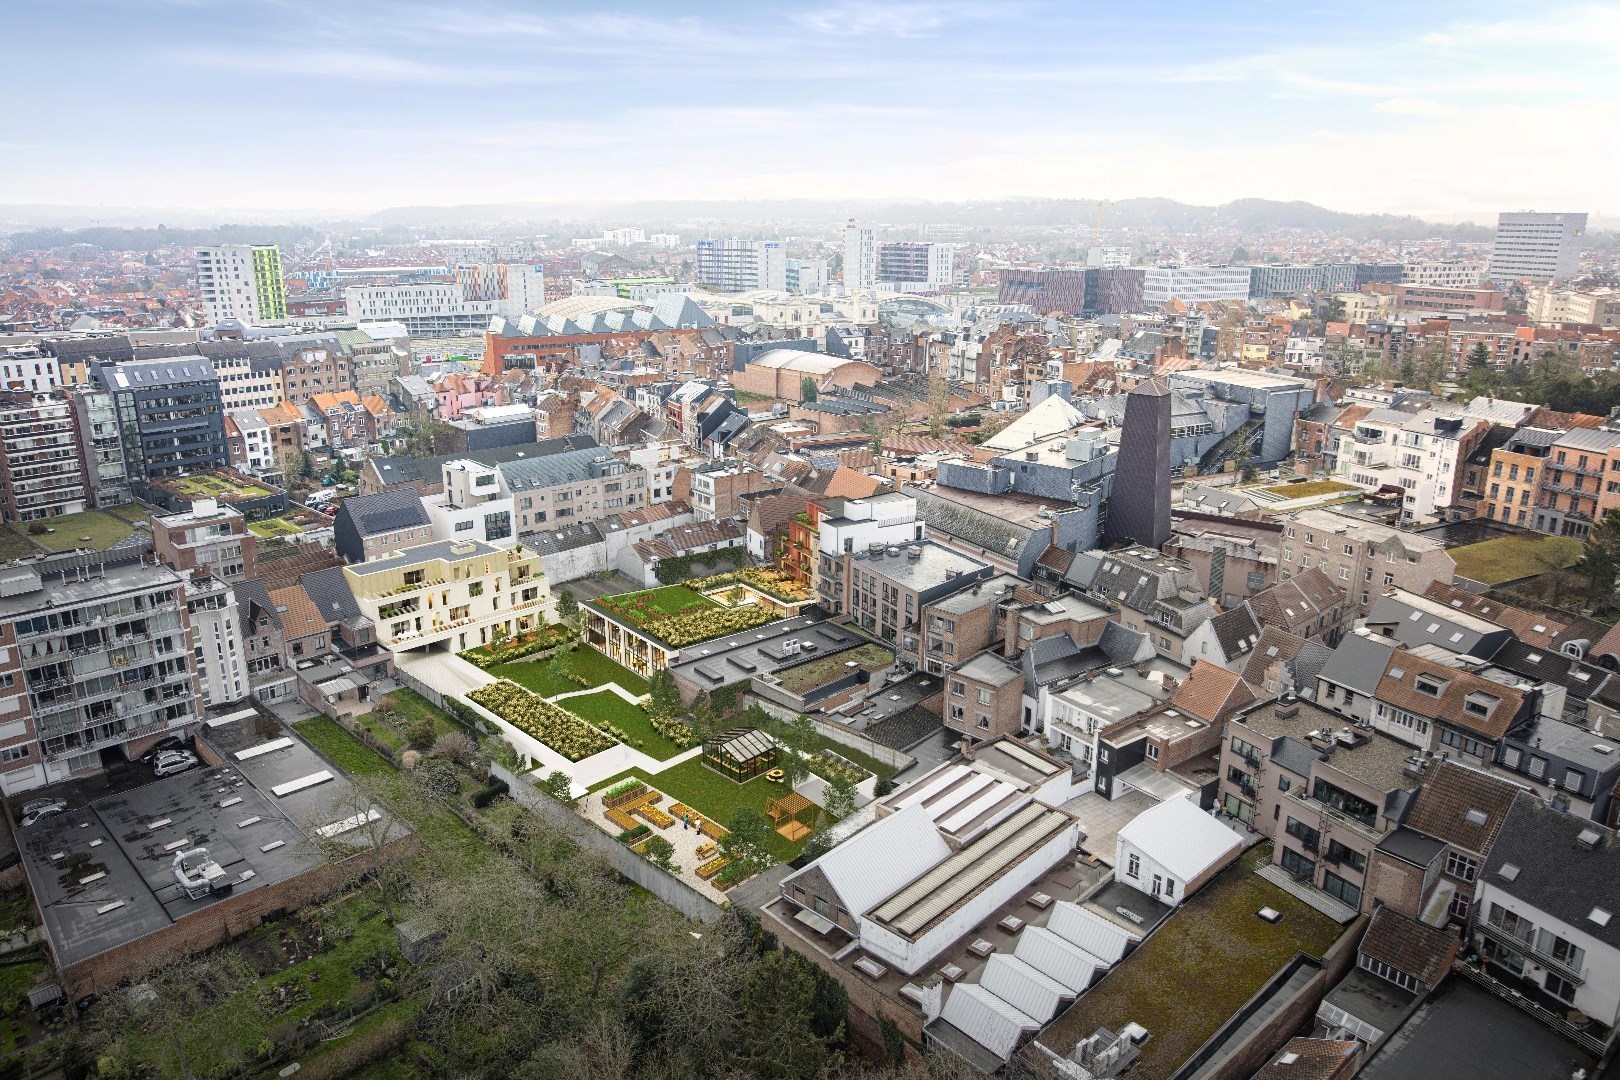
[1414, 675, 1444, 697]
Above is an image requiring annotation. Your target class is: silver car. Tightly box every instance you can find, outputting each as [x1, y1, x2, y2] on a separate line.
[19, 798, 67, 827]
[153, 750, 199, 778]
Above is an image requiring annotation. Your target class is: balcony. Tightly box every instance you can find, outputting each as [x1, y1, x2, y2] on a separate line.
[1289, 790, 1385, 843]
[1476, 921, 1587, 985]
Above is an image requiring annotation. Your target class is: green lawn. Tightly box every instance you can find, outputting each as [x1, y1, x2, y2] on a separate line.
[1034, 845, 1345, 1078]
[774, 643, 895, 696]
[1261, 479, 1357, 499]
[588, 757, 813, 861]
[1450, 534, 1583, 584]
[247, 516, 303, 538]
[731, 390, 777, 406]
[489, 646, 650, 698]
[105, 503, 154, 525]
[12, 509, 136, 552]
[560, 690, 686, 760]
[0, 530, 36, 561]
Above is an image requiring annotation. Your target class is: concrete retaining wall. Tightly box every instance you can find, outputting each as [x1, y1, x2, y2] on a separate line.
[489, 763, 723, 924]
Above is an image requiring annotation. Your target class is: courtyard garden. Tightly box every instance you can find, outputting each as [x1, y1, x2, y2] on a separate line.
[468, 681, 616, 761]
[247, 515, 305, 539]
[168, 472, 275, 501]
[1259, 478, 1357, 499]
[457, 622, 577, 668]
[559, 689, 692, 760]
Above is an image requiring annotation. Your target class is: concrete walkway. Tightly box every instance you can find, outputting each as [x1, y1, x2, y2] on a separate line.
[548, 683, 647, 707]
[394, 649, 494, 700]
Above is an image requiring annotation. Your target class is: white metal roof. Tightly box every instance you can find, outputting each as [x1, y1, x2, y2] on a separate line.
[1115, 796, 1242, 882]
[784, 801, 948, 918]
[979, 953, 1072, 1023]
[1014, 926, 1103, 993]
[1046, 901, 1139, 964]
[939, 982, 1040, 1061]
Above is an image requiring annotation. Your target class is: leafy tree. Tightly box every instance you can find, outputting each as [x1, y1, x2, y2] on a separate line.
[1579, 510, 1620, 605]
[720, 807, 773, 873]
[545, 647, 573, 691]
[555, 589, 579, 623]
[641, 835, 677, 873]
[727, 950, 844, 1080]
[1323, 295, 1347, 323]
[926, 371, 952, 438]
[646, 669, 682, 720]
[800, 375, 818, 403]
[822, 774, 857, 819]
[405, 717, 437, 751]
[536, 769, 575, 805]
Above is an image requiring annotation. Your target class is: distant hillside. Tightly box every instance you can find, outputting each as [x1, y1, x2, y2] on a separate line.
[2, 223, 318, 253]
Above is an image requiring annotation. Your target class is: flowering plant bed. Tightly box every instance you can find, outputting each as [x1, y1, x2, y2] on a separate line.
[467, 680, 615, 761]
[601, 778, 649, 808]
[458, 623, 576, 669]
[696, 855, 734, 880]
[806, 748, 872, 786]
[593, 585, 778, 647]
[636, 803, 675, 829]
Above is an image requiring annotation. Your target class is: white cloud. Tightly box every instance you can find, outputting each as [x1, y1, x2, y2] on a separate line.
[790, 1, 1007, 37]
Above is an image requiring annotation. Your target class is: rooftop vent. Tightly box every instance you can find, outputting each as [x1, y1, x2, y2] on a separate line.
[1576, 828, 1603, 850]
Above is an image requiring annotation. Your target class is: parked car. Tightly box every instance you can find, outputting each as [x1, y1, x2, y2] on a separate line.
[152, 750, 198, 778]
[19, 798, 67, 827]
[139, 735, 188, 765]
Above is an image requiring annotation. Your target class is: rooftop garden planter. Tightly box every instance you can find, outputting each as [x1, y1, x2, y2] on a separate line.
[467, 680, 614, 761]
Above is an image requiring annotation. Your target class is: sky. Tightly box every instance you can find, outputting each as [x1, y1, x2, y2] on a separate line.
[6, 0, 1619, 220]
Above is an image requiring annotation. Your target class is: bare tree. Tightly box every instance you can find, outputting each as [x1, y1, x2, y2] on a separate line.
[316, 773, 414, 923]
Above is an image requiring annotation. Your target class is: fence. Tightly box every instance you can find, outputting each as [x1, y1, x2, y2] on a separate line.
[489, 763, 725, 924]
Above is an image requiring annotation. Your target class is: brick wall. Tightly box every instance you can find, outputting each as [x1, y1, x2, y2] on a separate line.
[58, 833, 422, 999]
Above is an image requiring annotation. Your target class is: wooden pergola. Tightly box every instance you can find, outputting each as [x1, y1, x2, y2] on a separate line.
[766, 792, 816, 842]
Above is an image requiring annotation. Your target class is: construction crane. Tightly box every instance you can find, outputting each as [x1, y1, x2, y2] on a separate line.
[1094, 200, 1115, 247]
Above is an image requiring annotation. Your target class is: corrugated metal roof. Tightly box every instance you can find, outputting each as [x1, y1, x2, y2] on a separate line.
[1013, 926, 1102, 994]
[1046, 901, 1139, 964]
[939, 983, 1039, 1061]
[979, 953, 1071, 1023]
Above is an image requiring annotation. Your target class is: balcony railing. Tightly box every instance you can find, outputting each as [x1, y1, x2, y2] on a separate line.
[1289, 790, 1385, 843]
[1476, 921, 1587, 985]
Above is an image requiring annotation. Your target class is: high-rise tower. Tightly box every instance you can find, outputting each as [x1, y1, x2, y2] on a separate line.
[1104, 378, 1172, 548]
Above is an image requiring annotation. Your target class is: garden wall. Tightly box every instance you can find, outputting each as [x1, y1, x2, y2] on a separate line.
[488, 764, 724, 925]
[748, 698, 914, 773]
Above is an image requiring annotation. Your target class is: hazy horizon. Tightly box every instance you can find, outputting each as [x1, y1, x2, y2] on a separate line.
[8, 0, 1617, 221]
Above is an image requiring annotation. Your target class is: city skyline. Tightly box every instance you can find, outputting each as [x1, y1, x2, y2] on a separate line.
[6, 0, 1617, 218]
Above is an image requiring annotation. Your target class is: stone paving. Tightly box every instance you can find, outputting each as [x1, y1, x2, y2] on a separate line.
[578, 779, 734, 903]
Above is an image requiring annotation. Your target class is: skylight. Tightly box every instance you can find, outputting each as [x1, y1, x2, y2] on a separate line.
[1464, 809, 1488, 827]
[1498, 863, 1520, 881]
[1591, 908, 1612, 927]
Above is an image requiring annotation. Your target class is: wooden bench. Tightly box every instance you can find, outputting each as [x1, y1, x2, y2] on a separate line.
[695, 841, 719, 861]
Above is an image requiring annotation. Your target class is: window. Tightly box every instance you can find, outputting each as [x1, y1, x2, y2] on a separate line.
[976, 715, 990, 730]
[468, 582, 485, 597]
[1445, 851, 1478, 881]
[454, 520, 474, 533]
[1414, 675, 1443, 697]
[1539, 929, 1585, 973]
[1127, 853, 1140, 879]
[1146, 744, 1159, 761]
[977, 688, 991, 706]
[1544, 972, 1577, 1004]
[1440, 728, 1486, 757]
[1360, 954, 1420, 993]
[1278, 775, 1291, 792]
[0, 745, 27, 763]
[1487, 902, 1535, 945]
[1383, 572, 1394, 586]
[1327, 840, 1366, 873]
[1322, 870, 1361, 910]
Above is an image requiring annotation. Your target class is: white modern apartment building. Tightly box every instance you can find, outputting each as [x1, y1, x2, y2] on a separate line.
[342, 537, 551, 654]
[844, 221, 878, 291]
[0, 348, 60, 393]
[343, 263, 543, 334]
[1087, 246, 1131, 268]
[649, 233, 681, 249]
[212, 354, 283, 411]
[816, 492, 923, 558]
[1401, 261, 1487, 288]
[1142, 266, 1252, 307]
[1331, 405, 1486, 522]
[423, 459, 517, 548]
[602, 227, 646, 245]
[694, 240, 787, 292]
[876, 242, 955, 292]
[195, 244, 287, 325]
[185, 576, 247, 708]
[1526, 286, 1620, 327]
[1488, 212, 1587, 283]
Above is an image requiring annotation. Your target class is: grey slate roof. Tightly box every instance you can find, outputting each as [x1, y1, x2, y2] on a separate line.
[1365, 594, 1509, 659]
[521, 521, 606, 555]
[498, 447, 615, 491]
[1209, 605, 1262, 661]
[907, 487, 1034, 558]
[1271, 737, 1320, 779]
[1318, 632, 1398, 694]
[1489, 639, 1610, 703]
[340, 488, 430, 537]
[367, 434, 599, 488]
[300, 566, 362, 623]
[1480, 793, 1620, 949]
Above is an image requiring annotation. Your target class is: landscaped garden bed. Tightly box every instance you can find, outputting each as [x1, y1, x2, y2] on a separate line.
[806, 748, 872, 786]
[773, 643, 894, 696]
[592, 585, 777, 647]
[467, 680, 615, 761]
[458, 623, 576, 668]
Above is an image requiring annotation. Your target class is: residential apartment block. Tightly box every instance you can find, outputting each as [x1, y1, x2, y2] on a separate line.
[0, 391, 88, 522]
[343, 538, 550, 654]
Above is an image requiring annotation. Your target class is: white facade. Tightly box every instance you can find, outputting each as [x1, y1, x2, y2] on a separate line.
[844, 222, 878, 291]
[213, 354, 282, 411]
[344, 538, 552, 654]
[195, 244, 272, 325]
[1331, 408, 1480, 522]
[227, 408, 278, 477]
[649, 233, 681, 249]
[1475, 879, 1620, 1030]
[694, 240, 786, 292]
[602, 227, 645, 245]
[424, 460, 517, 548]
[1489, 212, 1586, 284]
[1142, 266, 1252, 306]
[1087, 246, 1131, 268]
[1402, 261, 1487, 288]
[344, 263, 542, 334]
[0, 350, 60, 393]
[816, 492, 923, 556]
[1113, 797, 1240, 908]
[187, 578, 247, 708]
